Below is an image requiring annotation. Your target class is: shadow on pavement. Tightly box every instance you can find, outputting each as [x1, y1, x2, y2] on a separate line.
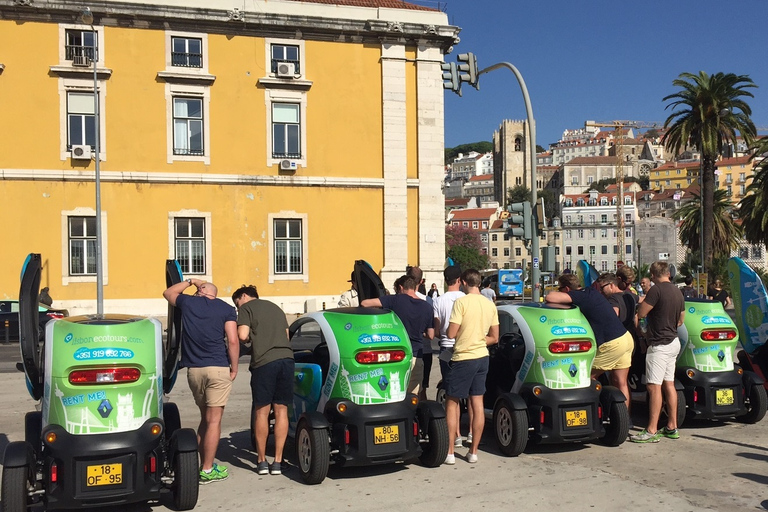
[0, 433, 9, 461]
[691, 434, 768, 452]
[733, 472, 768, 485]
[735, 451, 768, 463]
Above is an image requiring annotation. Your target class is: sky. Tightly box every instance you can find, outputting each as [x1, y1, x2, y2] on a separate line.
[440, 0, 768, 149]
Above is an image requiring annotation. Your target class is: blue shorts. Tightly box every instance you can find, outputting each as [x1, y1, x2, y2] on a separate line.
[445, 356, 489, 399]
[250, 358, 295, 407]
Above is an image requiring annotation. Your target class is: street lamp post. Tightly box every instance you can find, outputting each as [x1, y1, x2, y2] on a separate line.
[80, 7, 103, 316]
[636, 239, 641, 274]
[477, 62, 541, 302]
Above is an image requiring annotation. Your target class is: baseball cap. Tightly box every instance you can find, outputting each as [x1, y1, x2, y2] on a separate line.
[444, 265, 461, 281]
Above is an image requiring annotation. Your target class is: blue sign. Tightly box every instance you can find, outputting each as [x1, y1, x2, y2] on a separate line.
[358, 333, 401, 345]
[701, 316, 732, 325]
[550, 326, 588, 336]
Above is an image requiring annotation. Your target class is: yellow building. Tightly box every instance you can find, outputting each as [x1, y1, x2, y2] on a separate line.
[0, 0, 458, 315]
[717, 156, 754, 202]
[649, 161, 699, 191]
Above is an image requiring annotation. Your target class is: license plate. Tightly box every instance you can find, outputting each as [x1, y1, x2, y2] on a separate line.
[716, 388, 734, 406]
[373, 425, 399, 444]
[86, 463, 123, 487]
[565, 409, 588, 428]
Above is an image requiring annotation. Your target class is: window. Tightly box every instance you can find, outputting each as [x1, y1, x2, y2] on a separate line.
[601, 214, 608, 224]
[740, 247, 750, 259]
[68, 216, 97, 275]
[625, 245, 632, 255]
[492, 248, 498, 257]
[587, 176, 594, 184]
[272, 43, 301, 75]
[482, 221, 488, 229]
[601, 245, 607, 255]
[578, 215, 584, 224]
[578, 229, 584, 239]
[272, 103, 301, 158]
[572, 176, 579, 186]
[462, 221, 468, 227]
[515, 247, 522, 257]
[589, 229, 596, 238]
[577, 246, 584, 256]
[752, 246, 763, 259]
[65, 29, 95, 61]
[588, 215, 595, 225]
[472, 221, 479, 229]
[491, 234, 498, 242]
[504, 247, 510, 257]
[274, 219, 302, 274]
[171, 37, 202, 68]
[175, 218, 206, 274]
[565, 215, 571, 225]
[503, 233, 510, 241]
[565, 231, 571, 239]
[740, 185, 746, 195]
[613, 245, 618, 254]
[480, 233, 488, 243]
[67, 92, 95, 149]
[555, 247, 560, 256]
[566, 246, 572, 256]
[601, 229, 607, 238]
[173, 97, 204, 156]
[601, 261, 608, 271]
[577, 199, 585, 206]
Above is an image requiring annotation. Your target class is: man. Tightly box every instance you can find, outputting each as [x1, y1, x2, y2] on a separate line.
[407, 266, 433, 400]
[547, 274, 633, 393]
[432, 265, 466, 447]
[681, 275, 697, 300]
[232, 285, 294, 476]
[163, 278, 238, 484]
[480, 279, 496, 303]
[361, 275, 434, 394]
[631, 261, 685, 443]
[444, 269, 499, 465]
[338, 272, 359, 307]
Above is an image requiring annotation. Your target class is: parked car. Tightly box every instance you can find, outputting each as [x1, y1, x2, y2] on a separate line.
[0, 300, 68, 342]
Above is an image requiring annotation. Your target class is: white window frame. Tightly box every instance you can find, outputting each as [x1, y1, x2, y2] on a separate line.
[173, 217, 208, 275]
[58, 23, 105, 67]
[168, 210, 212, 281]
[268, 211, 309, 283]
[58, 77, 107, 161]
[60, 207, 108, 286]
[165, 83, 211, 164]
[265, 37, 306, 80]
[266, 88, 307, 167]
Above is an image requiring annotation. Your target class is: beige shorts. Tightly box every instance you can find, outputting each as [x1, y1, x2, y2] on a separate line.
[407, 357, 424, 395]
[187, 366, 233, 408]
[646, 338, 681, 385]
[593, 331, 634, 371]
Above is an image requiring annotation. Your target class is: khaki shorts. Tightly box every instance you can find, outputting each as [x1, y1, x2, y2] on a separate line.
[187, 366, 233, 408]
[646, 338, 681, 385]
[407, 357, 424, 395]
[593, 331, 634, 371]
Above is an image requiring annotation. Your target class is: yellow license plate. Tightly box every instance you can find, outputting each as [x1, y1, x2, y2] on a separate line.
[565, 409, 588, 428]
[716, 388, 734, 406]
[373, 425, 400, 444]
[86, 463, 123, 487]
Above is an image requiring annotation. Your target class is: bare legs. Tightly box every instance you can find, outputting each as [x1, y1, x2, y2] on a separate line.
[197, 405, 224, 470]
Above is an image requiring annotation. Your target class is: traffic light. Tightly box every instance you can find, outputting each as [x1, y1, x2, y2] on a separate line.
[457, 52, 479, 90]
[441, 61, 461, 96]
[541, 246, 556, 272]
[507, 201, 532, 240]
[535, 196, 546, 235]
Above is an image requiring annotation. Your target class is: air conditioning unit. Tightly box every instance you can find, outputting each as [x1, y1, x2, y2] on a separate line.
[72, 55, 91, 67]
[280, 159, 298, 171]
[276, 61, 296, 78]
[71, 145, 92, 160]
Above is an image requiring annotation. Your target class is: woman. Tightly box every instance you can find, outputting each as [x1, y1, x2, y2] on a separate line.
[709, 279, 732, 308]
[427, 282, 440, 299]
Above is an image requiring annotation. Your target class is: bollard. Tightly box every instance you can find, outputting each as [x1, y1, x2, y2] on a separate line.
[3, 320, 8, 344]
[322, 302, 326, 310]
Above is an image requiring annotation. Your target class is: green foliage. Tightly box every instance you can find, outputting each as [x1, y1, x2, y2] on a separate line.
[536, 145, 546, 153]
[445, 224, 489, 270]
[538, 188, 559, 224]
[445, 141, 493, 164]
[676, 188, 742, 254]
[738, 138, 768, 246]
[507, 185, 530, 204]
[583, 177, 641, 194]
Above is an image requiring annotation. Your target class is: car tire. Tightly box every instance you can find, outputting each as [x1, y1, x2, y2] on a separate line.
[419, 417, 449, 467]
[675, 389, 686, 428]
[600, 401, 629, 446]
[295, 420, 330, 485]
[171, 450, 199, 511]
[24, 411, 42, 458]
[736, 384, 768, 424]
[1, 464, 30, 512]
[435, 382, 446, 407]
[163, 402, 181, 440]
[493, 398, 527, 457]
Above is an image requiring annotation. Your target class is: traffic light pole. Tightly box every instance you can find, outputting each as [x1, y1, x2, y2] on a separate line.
[478, 62, 540, 302]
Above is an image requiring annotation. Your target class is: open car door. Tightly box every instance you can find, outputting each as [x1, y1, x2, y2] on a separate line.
[19, 253, 43, 400]
[353, 259, 387, 301]
[164, 259, 184, 394]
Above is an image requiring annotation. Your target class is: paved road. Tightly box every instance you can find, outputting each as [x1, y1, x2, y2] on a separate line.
[1, 359, 767, 512]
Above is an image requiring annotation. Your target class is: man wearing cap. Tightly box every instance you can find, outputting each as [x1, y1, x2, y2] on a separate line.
[338, 272, 359, 307]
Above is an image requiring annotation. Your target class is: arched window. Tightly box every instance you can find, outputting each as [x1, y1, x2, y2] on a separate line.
[514, 137, 522, 151]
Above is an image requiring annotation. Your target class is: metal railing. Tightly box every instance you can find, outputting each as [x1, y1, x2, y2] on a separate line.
[65, 45, 95, 60]
[172, 52, 203, 68]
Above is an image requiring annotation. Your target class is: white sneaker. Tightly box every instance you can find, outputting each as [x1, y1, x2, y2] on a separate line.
[444, 453, 456, 465]
[467, 452, 478, 463]
[466, 433, 473, 445]
[454, 436, 463, 448]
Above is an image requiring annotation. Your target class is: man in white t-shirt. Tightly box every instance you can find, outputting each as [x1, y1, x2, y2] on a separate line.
[480, 279, 496, 302]
[432, 265, 465, 447]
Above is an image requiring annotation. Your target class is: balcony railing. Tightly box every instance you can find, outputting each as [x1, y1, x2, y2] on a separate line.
[65, 45, 95, 61]
[172, 52, 203, 68]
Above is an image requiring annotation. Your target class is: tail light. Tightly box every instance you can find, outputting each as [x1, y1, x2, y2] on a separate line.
[539, 410, 545, 425]
[549, 340, 592, 353]
[46, 311, 65, 319]
[598, 405, 603, 419]
[69, 367, 141, 385]
[413, 421, 419, 437]
[701, 329, 736, 341]
[50, 462, 58, 483]
[693, 389, 699, 403]
[344, 428, 350, 445]
[145, 455, 157, 474]
[355, 350, 406, 364]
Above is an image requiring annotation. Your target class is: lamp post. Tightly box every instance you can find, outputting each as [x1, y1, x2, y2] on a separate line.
[80, 7, 103, 315]
[636, 239, 641, 274]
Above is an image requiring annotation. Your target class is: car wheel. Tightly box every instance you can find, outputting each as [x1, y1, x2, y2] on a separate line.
[163, 402, 181, 440]
[295, 420, 329, 485]
[493, 397, 527, 456]
[1, 464, 30, 512]
[675, 389, 686, 428]
[736, 384, 768, 424]
[171, 450, 199, 511]
[419, 417, 449, 467]
[600, 401, 629, 446]
[435, 382, 446, 407]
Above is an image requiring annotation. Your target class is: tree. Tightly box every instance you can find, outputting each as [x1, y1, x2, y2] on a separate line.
[662, 71, 756, 269]
[445, 224, 489, 270]
[738, 138, 768, 246]
[536, 144, 546, 153]
[507, 185, 530, 204]
[538, 188, 559, 224]
[676, 188, 742, 256]
[444, 141, 493, 164]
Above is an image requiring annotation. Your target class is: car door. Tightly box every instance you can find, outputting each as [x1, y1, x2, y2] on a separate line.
[353, 260, 387, 301]
[163, 259, 184, 394]
[19, 253, 43, 400]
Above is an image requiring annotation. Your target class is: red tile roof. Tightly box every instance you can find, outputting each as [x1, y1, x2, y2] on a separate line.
[284, 0, 438, 11]
[445, 198, 470, 207]
[490, 220, 504, 230]
[718, 156, 752, 167]
[653, 161, 700, 171]
[449, 207, 498, 220]
[467, 174, 494, 182]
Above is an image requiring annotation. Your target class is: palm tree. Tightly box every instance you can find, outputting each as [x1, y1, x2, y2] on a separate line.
[662, 71, 756, 270]
[677, 189, 742, 256]
[738, 138, 768, 245]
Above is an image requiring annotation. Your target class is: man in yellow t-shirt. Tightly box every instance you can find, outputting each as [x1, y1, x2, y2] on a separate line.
[444, 269, 499, 465]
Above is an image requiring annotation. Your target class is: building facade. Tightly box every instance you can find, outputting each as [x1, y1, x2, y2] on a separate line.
[0, 0, 458, 315]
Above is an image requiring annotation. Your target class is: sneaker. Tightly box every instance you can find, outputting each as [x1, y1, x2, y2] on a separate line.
[256, 461, 270, 475]
[212, 462, 228, 475]
[199, 465, 228, 484]
[444, 453, 456, 465]
[467, 452, 478, 463]
[454, 436, 464, 448]
[270, 462, 282, 475]
[629, 429, 661, 443]
[466, 433, 473, 445]
[660, 427, 680, 439]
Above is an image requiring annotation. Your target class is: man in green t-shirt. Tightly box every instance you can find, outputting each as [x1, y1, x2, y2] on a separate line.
[233, 285, 294, 476]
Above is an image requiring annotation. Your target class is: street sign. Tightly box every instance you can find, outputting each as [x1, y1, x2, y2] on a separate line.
[533, 257, 539, 269]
